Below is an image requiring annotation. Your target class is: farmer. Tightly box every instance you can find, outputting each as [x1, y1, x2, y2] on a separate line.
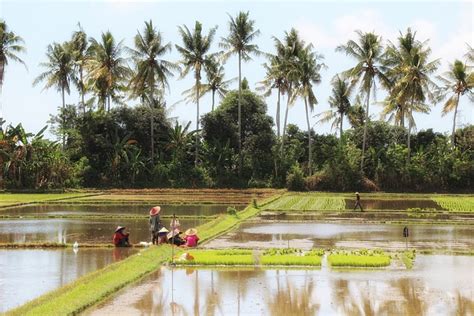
[167, 228, 185, 246]
[113, 226, 130, 247]
[354, 192, 364, 212]
[157, 227, 169, 244]
[149, 206, 162, 245]
[183, 228, 199, 248]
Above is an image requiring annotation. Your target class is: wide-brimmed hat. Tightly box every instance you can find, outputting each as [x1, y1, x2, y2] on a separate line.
[150, 206, 161, 216]
[167, 229, 181, 239]
[355, 192, 359, 195]
[158, 227, 169, 233]
[115, 226, 126, 233]
[185, 228, 198, 236]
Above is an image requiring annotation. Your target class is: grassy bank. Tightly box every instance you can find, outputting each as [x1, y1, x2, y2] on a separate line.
[6, 204, 262, 316]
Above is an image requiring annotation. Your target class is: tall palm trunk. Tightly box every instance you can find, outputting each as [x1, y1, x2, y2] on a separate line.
[360, 84, 371, 173]
[276, 86, 281, 138]
[0, 63, 4, 125]
[304, 97, 312, 176]
[238, 51, 242, 175]
[150, 89, 155, 165]
[451, 93, 460, 147]
[61, 86, 66, 148]
[195, 76, 200, 166]
[280, 84, 292, 155]
[79, 68, 85, 113]
[400, 105, 405, 128]
[211, 89, 215, 111]
[340, 112, 344, 141]
[407, 96, 415, 162]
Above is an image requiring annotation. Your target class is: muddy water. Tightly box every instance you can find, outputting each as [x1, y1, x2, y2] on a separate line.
[0, 203, 241, 217]
[0, 247, 137, 312]
[344, 199, 443, 210]
[204, 222, 474, 251]
[0, 218, 207, 244]
[88, 255, 474, 316]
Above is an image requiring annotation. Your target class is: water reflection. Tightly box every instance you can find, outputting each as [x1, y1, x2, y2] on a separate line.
[0, 204, 241, 217]
[0, 248, 137, 312]
[88, 255, 474, 316]
[0, 218, 207, 244]
[204, 222, 474, 251]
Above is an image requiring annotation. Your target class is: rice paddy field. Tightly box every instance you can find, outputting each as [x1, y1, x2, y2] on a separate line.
[1, 190, 473, 314]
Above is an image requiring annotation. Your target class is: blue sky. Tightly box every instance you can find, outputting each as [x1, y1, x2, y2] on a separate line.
[1, 0, 472, 140]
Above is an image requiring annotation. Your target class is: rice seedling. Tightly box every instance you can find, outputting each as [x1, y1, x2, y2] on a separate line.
[432, 197, 474, 212]
[263, 194, 345, 211]
[401, 250, 416, 269]
[328, 249, 391, 267]
[261, 248, 324, 266]
[175, 249, 255, 266]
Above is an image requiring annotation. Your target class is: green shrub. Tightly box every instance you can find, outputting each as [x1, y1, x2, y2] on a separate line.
[227, 206, 237, 216]
[286, 164, 305, 191]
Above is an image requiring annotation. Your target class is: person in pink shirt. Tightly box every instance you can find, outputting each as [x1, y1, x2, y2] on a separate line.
[183, 228, 199, 247]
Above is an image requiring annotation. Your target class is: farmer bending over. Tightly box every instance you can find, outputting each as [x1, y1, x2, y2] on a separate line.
[113, 226, 130, 247]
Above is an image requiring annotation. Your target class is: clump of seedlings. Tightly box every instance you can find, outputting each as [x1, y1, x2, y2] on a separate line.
[328, 249, 391, 268]
[175, 249, 255, 266]
[401, 250, 416, 269]
[261, 248, 324, 266]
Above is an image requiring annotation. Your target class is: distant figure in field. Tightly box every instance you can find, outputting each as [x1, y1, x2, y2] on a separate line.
[113, 226, 130, 247]
[183, 228, 199, 248]
[354, 192, 363, 212]
[149, 206, 162, 245]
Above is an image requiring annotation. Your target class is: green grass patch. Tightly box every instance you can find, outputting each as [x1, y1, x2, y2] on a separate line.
[0, 193, 91, 208]
[7, 203, 264, 316]
[328, 249, 391, 267]
[175, 249, 255, 266]
[432, 197, 474, 212]
[263, 194, 345, 211]
[401, 250, 416, 269]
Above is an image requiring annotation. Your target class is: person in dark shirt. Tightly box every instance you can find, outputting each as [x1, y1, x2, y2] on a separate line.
[149, 206, 162, 244]
[354, 192, 363, 212]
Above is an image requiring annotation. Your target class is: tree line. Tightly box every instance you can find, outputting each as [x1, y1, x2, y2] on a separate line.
[0, 15, 472, 191]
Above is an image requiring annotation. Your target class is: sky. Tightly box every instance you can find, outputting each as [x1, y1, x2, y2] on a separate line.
[1, 0, 473, 140]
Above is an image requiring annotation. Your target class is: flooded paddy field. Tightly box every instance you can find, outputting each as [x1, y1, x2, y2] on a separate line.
[0, 247, 137, 312]
[0, 203, 241, 218]
[204, 221, 474, 251]
[0, 217, 208, 244]
[88, 255, 474, 316]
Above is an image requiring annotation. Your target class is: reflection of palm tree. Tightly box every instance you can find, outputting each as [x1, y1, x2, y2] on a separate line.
[396, 278, 426, 315]
[455, 290, 474, 316]
[266, 271, 319, 315]
[204, 270, 223, 315]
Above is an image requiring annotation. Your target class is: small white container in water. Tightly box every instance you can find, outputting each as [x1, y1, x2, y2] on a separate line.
[73, 241, 79, 248]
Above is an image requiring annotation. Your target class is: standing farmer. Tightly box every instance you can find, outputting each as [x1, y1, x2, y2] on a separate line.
[354, 192, 363, 212]
[149, 206, 162, 244]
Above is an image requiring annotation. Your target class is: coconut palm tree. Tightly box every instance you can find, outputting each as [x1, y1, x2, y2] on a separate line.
[220, 11, 260, 174]
[0, 20, 27, 123]
[294, 46, 323, 176]
[128, 20, 176, 164]
[87, 31, 130, 111]
[70, 24, 88, 112]
[437, 60, 474, 146]
[318, 75, 353, 141]
[274, 29, 305, 154]
[336, 31, 390, 172]
[389, 44, 439, 160]
[176, 21, 217, 166]
[258, 53, 287, 138]
[182, 56, 235, 111]
[33, 42, 74, 146]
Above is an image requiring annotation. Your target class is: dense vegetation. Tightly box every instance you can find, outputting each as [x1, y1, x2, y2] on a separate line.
[0, 17, 472, 191]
